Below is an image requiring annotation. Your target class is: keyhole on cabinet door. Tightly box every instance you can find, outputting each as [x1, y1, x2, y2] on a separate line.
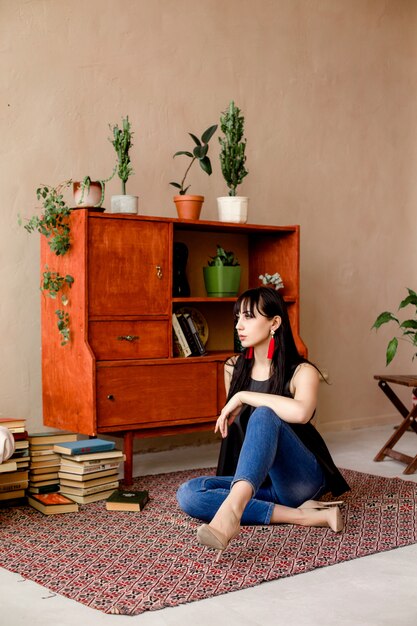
[107, 394, 115, 401]
[156, 265, 163, 279]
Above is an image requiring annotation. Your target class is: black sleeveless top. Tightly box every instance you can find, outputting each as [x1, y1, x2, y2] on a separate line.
[216, 375, 350, 497]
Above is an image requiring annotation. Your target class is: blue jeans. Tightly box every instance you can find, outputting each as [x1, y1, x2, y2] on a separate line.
[176, 406, 326, 525]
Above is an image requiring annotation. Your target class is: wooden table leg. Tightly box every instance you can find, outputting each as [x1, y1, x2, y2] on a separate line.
[374, 404, 417, 471]
[122, 431, 134, 485]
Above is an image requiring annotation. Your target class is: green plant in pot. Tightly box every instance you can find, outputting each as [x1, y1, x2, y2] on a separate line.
[203, 245, 241, 297]
[170, 124, 217, 220]
[217, 100, 249, 223]
[109, 115, 137, 214]
[372, 288, 417, 365]
[19, 181, 74, 344]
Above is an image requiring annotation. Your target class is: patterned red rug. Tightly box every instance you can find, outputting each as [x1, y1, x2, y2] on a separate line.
[0, 467, 416, 615]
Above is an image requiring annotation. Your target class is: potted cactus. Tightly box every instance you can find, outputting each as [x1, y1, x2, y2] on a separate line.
[203, 245, 241, 297]
[217, 101, 249, 223]
[170, 124, 217, 220]
[109, 115, 137, 214]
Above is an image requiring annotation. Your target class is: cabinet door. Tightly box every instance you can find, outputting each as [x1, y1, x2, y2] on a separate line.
[96, 362, 218, 428]
[88, 218, 170, 316]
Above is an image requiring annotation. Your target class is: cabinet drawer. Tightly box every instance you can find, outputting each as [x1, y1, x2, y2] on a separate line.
[97, 362, 218, 428]
[89, 321, 169, 360]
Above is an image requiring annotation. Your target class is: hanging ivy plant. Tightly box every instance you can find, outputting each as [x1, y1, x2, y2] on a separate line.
[19, 181, 74, 345]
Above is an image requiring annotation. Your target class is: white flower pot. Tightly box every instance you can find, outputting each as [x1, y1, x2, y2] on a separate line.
[217, 196, 248, 223]
[110, 195, 139, 214]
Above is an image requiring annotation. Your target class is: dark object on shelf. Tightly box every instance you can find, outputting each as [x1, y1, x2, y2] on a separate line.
[173, 242, 190, 297]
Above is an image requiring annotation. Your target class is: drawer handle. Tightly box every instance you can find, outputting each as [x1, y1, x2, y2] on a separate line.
[117, 335, 140, 342]
[156, 265, 163, 279]
[107, 394, 115, 401]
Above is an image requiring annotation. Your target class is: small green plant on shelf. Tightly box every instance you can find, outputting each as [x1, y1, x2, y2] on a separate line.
[259, 272, 284, 290]
[169, 124, 218, 195]
[19, 181, 74, 345]
[372, 288, 417, 365]
[109, 115, 134, 195]
[207, 245, 240, 267]
[219, 100, 248, 196]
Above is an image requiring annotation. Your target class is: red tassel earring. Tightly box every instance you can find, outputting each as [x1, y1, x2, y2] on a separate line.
[267, 330, 275, 359]
[245, 347, 254, 359]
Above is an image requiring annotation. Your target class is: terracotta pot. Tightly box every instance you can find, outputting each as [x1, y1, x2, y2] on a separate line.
[73, 181, 103, 208]
[173, 195, 204, 220]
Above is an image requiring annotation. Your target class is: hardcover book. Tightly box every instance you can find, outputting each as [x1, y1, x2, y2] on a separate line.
[28, 492, 79, 515]
[59, 460, 122, 475]
[60, 480, 119, 497]
[176, 313, 200, 356]
[106, 489, 149, 512]
[0, 418, 26, 432]
[183, 312, 207, 355]
[172, 313, 192, 357]
[59, 471, 119, 487]
[60, 449, 124, 463]
[53, 438, 115, 456]
[28, 432, 80, 445]
[0, 460, 17, 473]
[60, 488, 116, 504]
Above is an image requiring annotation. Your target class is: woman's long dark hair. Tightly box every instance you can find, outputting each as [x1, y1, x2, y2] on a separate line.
[227, 286, 309, 400]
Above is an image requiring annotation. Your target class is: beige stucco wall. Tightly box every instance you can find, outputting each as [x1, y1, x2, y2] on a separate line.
[1, 0, 417, 439]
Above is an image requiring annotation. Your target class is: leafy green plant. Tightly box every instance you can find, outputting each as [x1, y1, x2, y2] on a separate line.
[20, 181, 75, 345]
[207, 245, 240, 267]
[41, 268, 74, 346]
[22, 181, 72, 255]
[170, 124, 218, 195]
[219, 101, 248, 196]
[372, 288, 417, 365]
[109, 115, 134, 194]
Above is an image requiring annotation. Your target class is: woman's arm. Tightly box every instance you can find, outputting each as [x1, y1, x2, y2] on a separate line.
[215, 363, 319, 438]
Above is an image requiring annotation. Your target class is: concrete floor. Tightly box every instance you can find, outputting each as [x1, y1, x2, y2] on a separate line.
[1, 424, 417, 626]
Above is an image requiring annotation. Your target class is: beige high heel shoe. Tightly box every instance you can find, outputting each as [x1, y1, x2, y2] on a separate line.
[298, 506, 344, 533]
[197, 512, 241, 561]
[300, 499, 344, 510]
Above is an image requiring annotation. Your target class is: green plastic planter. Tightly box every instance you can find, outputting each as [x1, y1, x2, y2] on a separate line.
[203, 266, 241, 297]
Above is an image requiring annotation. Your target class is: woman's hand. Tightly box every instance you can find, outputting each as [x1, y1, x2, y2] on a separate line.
[215, 393, 244, 438]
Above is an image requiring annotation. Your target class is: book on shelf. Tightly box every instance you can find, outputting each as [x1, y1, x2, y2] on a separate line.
[106, 489, 149, 512]
[59, 470, 119, 487]
[59, 468, 120, 482]
[0, 489, 26, 501]
[29, 465, 60, 475]
[60, 449, 124, 463]
[0, 496, 27, 508]
[28, 477, 60, 488]
[176, 313, 201, 356]
[183, 312, 207, 355]
[12, 431, 29, 441]
[0, 480, 29, 493]
[0, 470, 28, 484]
[28, 432, 81, 446]
[53, 438, 115, 456]
[28, 492, 79, 515]
[0, 418, 26, 433]
[172, 313, 192, 357]
[59, 460, 122, 475]
[60, 479, 119, 497]
[29, 471, 59, 482]
[0, 460, 17, 473]
[28, 483, 60, 494]
[60, 487, 116, 505]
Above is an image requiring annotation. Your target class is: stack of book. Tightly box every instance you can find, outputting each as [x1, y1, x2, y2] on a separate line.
[54, 438, 124, 504]
[0, 418, 29, 506]
[172, 312, 206, 358]
[28, 431, 80, 494]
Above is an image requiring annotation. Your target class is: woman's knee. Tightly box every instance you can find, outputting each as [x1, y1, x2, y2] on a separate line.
[176, 477, 204, 518]
[250, 406, 283, 429]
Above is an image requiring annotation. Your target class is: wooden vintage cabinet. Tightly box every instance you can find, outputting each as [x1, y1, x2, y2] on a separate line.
[41, 212, 305, 483]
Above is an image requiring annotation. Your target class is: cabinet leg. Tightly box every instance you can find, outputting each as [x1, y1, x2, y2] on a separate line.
[123, 431, 134, 485]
